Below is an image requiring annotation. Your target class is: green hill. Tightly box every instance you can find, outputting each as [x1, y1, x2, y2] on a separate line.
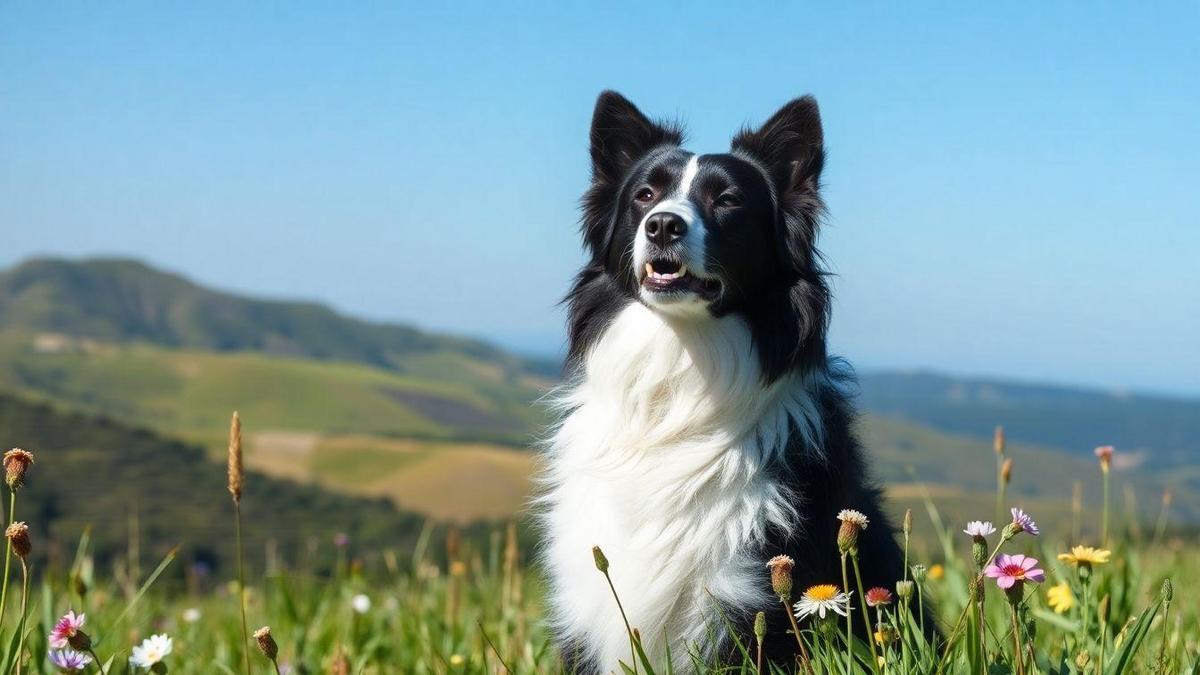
[857, 371, 1200, 467]
[0, 391, 432, 572]
[0, 257, 556, 379]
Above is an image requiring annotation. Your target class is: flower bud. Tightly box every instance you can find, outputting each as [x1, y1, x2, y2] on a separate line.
[1161, 579, 1174, 604]
[895, 580, 914, 601]
[254, 626, 278, 661]
[1075, 651, 1091, 669]
[1098, 594, 1110, 623]
[67, 629, 93, 652]
[2, 449, 34, 491]
[993, 426, 1005, 455]
[903, 509, 912, 538]
[1000, 457, 1014, 485]
[766, 555, 795, 601]
[5, 521, 30, 559]
[971, 539, 987, 568]
[836, 510, 869, 556]
[591, 546, 609, 574]
[753, 611, 766, 643]
[911, 565, 928, 584]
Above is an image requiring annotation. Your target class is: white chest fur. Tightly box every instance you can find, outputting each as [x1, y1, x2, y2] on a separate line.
[537, 303, 823, 671]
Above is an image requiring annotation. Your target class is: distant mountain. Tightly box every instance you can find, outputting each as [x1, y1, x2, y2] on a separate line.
[857, 371, 1200, 467]
[0, 257, 555, 379]
[0, 391, 432, 570]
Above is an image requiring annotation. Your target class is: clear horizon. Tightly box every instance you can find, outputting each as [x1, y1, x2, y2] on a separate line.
[3, 3, 1197, 395]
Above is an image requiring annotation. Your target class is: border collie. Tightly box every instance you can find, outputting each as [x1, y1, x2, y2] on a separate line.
[538, 92, 908, 672]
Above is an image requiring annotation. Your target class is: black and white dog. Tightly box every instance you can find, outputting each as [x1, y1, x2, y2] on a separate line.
[538, 92, 907, 672]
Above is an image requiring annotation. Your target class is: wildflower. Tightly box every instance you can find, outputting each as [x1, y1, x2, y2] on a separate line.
[895, 580, 914, 601]
[449, 560, 467, 577]
[1006, 508, 1040, 537]
[129, 634, 173, 669]
[48, 649, 92, 671]
[836, 509, 869, 555]
[333, 532, 349, 548]
[227, 411, 243, 503]
[49, 611, 90, 651]
[1057, 546, 1111, 570]
[5, 521, 31, 559]
[865, 587, 894, 608]
[1046, 582, 1075, 614]
[793, 584, 853, 620]
[1094, 445, 1114, 474]
[1000, 457, 1014, 484]
[985, 553, 1046, 591]
[873, 623, 897, 645]
[766, 555, 795, 601]
[963, 521, 996, 538]
[449, 654, 466, 666]
[591, 545, 609, 573]
[351, 594, 371, 614]
[254, 626, 279, 660]
[929, 564, 944, 581]
[1075, 651, 1091, 669]
[993, 426, 1005, 455]
[3, 448, 34, 490]
[181, 608, 201, 623]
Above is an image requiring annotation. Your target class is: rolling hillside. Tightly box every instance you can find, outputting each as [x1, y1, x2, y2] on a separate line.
[857, 371, 1200, 467]
[0, 391, 430, 570]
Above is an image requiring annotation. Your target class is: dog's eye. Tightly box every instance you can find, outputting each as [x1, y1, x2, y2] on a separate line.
[634, 187, 655, 203]
[715, 193, 741, 208]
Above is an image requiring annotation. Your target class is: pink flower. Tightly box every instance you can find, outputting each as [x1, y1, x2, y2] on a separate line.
[49, 611, 86, 649]
[984, 553, 1045, 590]
[865, 587, 894, 607]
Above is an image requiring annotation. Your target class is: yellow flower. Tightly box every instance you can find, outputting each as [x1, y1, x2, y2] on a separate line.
[1058, 546, 1111, 568]
[928, 564, 945, 581]
[1046, 582, 1075, 614]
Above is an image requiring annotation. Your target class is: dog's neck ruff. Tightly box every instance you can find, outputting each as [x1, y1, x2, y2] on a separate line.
[539, 302, 824, 670]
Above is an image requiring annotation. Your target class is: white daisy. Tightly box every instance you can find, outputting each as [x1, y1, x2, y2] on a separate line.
[181, 607, 201, 623]
[129, 634, 173, 669]
[793, 584, 853, 620]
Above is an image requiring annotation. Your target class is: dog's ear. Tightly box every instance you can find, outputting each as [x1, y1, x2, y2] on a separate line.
[734, 97, 830, 382]
[731, 96, 826, 270]
[589, 91, 683, 186]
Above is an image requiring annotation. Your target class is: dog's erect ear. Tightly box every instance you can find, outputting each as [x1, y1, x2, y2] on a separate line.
[732, 96, 826, 272]
[589, 91, 683, 185]
[731, 95, 824, 204]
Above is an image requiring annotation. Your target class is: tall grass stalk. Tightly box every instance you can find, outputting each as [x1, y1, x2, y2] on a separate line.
[592, 546, 637, 674]
[849, 553, 879, 671]
[840, 554, 853, 674]
[227, 411, 251, 675]
[14, 557, 27, 675]
[0, 490, 14, 632]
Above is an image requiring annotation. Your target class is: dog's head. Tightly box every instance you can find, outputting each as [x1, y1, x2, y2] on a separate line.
[573, 91, 831, 382]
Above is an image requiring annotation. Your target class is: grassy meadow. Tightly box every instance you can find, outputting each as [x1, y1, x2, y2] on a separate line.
[0, 419, 1196, 674]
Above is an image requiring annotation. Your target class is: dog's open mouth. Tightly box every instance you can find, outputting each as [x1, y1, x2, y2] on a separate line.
[641, 259, 722, 300]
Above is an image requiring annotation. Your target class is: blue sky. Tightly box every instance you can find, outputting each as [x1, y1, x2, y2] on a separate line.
[2, 3, 1197, 395]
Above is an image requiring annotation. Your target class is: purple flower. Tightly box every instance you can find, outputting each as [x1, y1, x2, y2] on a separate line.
[984, 553, 1045, 590]
[334, 532, 349, 548]
[48, 649, 92, 671]
[1009, 508, 1040, 536]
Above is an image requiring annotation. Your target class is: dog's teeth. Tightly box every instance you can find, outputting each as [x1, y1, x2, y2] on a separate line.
[645, 263, 653, 277]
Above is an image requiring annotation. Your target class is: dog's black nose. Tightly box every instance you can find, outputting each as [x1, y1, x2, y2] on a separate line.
[644, 212, 687, 248]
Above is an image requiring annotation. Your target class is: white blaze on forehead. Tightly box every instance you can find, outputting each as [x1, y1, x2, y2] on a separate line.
[633, 154, 710, 291]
